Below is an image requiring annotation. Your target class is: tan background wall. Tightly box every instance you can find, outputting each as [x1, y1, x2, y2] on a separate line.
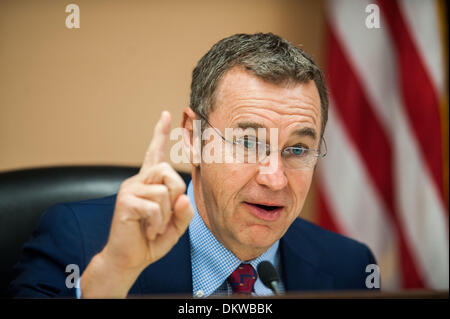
[0, 0, 326, 221]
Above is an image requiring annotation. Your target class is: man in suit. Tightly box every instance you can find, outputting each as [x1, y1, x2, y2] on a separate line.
[9, 33, 378, 298]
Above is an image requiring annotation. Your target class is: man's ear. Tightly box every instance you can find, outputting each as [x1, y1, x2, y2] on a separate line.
[181, 107, 201, 167]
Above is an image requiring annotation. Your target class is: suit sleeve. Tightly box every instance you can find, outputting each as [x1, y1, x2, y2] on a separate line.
[7, 203, 86, 298]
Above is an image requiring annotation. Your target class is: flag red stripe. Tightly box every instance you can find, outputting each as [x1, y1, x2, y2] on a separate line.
[377, 0, 445, 204]
[325, 25, 425, 288]
[327, 29, 394, 214]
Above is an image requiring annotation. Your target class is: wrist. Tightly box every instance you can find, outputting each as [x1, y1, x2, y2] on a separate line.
[80, 251, 143, 298]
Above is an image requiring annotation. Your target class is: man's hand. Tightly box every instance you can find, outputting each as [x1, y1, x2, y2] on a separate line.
[81, 111, 194, 298]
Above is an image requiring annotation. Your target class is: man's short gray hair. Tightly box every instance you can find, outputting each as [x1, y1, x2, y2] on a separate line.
[189, 32, 329, 138]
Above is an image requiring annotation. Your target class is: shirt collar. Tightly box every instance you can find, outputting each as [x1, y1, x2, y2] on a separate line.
[187, 180, 279, 297]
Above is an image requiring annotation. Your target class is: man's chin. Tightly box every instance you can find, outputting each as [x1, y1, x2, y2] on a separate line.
[239, 225, 280, 250]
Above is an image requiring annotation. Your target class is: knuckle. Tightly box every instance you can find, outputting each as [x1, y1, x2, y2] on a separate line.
[118, 180, 131, 192]
[156, 185, 170, 202]
[119, 176, 137, 192]
[146, 201, 160, 215]
[174, 181, 186, 195]
[116, 194, 134, 209]
[169, 179, 186, 198]
[153, 184, 169, 198]
[159, 161, 172, 171]
[145, 205, 163, 228]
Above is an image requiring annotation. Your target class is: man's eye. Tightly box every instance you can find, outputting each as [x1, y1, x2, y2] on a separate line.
[284, 146, 308, 156]
[236, 137, 258, 150]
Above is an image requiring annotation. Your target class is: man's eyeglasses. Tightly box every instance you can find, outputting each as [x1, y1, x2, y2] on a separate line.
[196, 113, 327, 170]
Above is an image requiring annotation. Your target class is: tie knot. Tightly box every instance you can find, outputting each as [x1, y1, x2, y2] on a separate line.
[227, 263, 257, 294]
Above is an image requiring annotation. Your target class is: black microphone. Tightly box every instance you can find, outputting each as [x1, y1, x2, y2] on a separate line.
[257, 261, 281, 295]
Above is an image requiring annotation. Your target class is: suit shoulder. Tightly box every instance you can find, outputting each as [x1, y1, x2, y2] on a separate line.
[286, 218, 377, 273]
[289, 218, 371, 252]
[48, 195, 116, 249]
[60, 194, 117, 211]
[282, 219, 378, 290]
[9, 195, 118, 297]
[44, 195, 117, 223]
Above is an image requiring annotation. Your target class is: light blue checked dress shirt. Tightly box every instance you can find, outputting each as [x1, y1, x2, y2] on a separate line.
[187, 181, 285, 297]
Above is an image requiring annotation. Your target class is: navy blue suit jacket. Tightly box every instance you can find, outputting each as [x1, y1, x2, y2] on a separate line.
[8, 195, 378, 297]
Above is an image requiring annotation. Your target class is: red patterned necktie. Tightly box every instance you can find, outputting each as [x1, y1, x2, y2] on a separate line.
[227, 263, 257, 295]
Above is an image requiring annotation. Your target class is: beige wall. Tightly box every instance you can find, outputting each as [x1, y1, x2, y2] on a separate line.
[0, 0, 325, 220]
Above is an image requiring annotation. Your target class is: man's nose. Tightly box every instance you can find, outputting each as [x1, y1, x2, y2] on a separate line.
[255, 152, 288, 191]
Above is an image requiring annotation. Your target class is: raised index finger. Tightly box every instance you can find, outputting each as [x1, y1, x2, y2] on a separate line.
[141, 111, 171, 171]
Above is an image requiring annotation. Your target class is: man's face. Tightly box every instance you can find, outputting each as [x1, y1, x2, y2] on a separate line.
[194, 66, 322, 260]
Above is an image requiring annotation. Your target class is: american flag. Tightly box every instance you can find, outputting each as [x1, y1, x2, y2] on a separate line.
[317, 0, 448, 290]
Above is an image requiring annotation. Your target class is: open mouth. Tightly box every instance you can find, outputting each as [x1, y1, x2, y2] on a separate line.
[251, 203, 282, 211]
[243, 202, 284, 221]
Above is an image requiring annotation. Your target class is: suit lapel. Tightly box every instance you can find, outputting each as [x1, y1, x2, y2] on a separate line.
[280, 221, 334, 292]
